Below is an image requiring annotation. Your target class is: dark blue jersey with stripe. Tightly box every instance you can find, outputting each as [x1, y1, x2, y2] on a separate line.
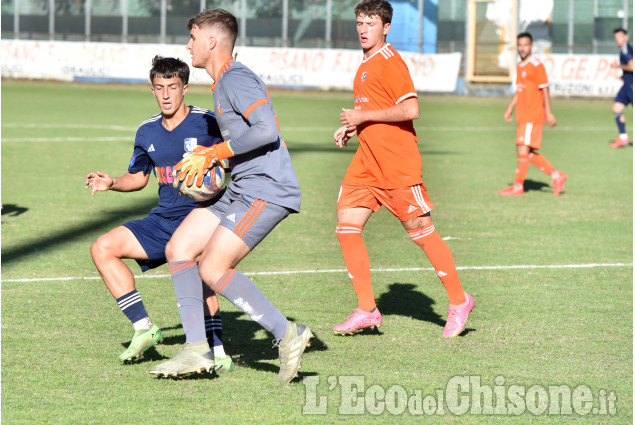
[129, 106, 222, 217]
[620, 43, 633, 86]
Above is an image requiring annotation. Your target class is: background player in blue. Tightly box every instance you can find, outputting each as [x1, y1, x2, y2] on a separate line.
[86, 56, 233, 371]
[148, 9, 312, 384]
[609, 28, 633, 148]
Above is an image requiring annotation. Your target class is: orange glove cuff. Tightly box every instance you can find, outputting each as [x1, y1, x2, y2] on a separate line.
[214, 141, 234, 160]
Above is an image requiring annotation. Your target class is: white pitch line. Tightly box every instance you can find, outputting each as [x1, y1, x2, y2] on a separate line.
[1, 123, 136, 131]
[2, 137, 131, 143]
[2, 262, 631, 283]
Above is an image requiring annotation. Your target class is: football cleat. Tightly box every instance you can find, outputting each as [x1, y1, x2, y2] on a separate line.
[214, 355, 235, 374]
[119, 324, 163, 363]
[333, 308, 382, 335]
[609, 137, 631, 148]
[274, 321, 312, 384]
[498, 186, 524, 196]
[442, 293, 475, 338]
[148, 343, 215, 378]
[551, 172, 567, 196]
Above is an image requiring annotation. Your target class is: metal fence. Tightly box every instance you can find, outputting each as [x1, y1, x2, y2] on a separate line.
[0, 0, 631, 54]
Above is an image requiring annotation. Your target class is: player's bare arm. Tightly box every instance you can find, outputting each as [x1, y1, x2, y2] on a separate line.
[611, 59, 633, 72]
[504, 93, 517, 122]
[541, 87, 557, 127]
[85, 171, 149, 196]
[340, 97, 419, 128]
[334, 125, 357, 148]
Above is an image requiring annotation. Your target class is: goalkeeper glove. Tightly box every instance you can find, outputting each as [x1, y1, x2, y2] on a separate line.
[174, 142, 233, 187]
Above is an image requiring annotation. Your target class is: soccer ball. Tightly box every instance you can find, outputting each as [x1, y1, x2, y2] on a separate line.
[173, 165, 225, 201]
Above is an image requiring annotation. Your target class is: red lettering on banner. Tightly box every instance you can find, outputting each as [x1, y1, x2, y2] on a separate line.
[561, 57, 575, 80]
[542, 56, 555, 78]
[594, 58, 610, 80]
[575, 58, 588, 80]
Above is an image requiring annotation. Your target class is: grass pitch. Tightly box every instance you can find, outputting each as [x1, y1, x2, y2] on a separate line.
[1, 80, 632, 424]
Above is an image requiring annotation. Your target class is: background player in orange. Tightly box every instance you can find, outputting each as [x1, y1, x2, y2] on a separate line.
[499, 32, 567, 196]
[332, 0, 474, 338]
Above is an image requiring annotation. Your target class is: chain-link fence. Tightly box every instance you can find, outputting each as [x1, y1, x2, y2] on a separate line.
[0, 0, 631, 53]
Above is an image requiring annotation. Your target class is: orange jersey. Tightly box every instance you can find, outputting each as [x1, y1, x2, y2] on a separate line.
[515, 56, 549, 124]
[344, 43, 422, 189]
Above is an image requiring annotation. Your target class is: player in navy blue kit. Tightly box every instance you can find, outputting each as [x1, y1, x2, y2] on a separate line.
[609, 28, 633, 148]
[148, 9, 312, 383]
[86, 56, 232, 371]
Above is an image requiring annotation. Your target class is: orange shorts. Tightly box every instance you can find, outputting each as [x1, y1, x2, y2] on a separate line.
[516, 122, 544, 149]
[336, 181, 434, 222]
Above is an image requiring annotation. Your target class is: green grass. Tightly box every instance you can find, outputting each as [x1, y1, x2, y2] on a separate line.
[1, 80, 632, 424]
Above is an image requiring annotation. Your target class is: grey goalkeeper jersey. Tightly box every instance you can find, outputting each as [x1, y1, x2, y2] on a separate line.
[212, 59, 301, 212]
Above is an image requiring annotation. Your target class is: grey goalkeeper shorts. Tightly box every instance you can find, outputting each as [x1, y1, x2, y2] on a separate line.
[206, 188, 290, 250]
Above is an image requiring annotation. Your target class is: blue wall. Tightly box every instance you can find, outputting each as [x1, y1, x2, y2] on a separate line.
[388, 0, 438, 53]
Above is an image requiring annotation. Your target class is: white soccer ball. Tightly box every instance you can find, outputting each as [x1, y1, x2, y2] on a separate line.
[173, 165, 225, 201]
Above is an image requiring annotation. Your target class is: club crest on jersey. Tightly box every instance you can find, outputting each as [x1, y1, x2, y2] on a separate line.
[217, 99, 222, 115]
[184, 138, 198, 152]
[361, 72, 367, 82]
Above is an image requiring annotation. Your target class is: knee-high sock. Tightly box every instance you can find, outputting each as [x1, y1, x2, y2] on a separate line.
[615, 112, 627, 135]
[514, 153, 530, 186]
[529, 152, 556, 176]
[169, 260, 208, 345]
[408, 224, 466, 305]
[336, 222, 375, 312]
[116, 289, 152, 330]
[212, 269, 288, 340]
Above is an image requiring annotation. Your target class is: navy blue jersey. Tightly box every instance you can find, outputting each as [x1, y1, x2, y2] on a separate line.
[212, 60, 301, 212]
[129, 106, 222, 217]
[620, 43, 633, 86]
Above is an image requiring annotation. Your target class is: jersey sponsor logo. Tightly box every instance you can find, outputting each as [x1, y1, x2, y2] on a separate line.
[217, 98, 222, 115]
[148, 144, 156, 152]
[154, 166, 175, 184]
[361, 71, 367, 82]
[184, 138, 197, 152]
[226, 213, 236, 223]
[407, 205, 418, 213]
[129, 155, 135, 167]
[221, 129, 230, 137]
[354, 96, 369, 103]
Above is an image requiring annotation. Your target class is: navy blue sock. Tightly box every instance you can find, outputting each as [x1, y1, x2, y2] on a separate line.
[205, 315, 223, 348]
[116, 290, 150, 325]
[615, 112, 627, 135]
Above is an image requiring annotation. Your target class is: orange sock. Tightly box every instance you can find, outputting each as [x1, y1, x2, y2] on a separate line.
[514, 153, 530, 186]
[408, 224, 465, 305]
[336, 222, 375, 312]
[528, 153, 556, 176]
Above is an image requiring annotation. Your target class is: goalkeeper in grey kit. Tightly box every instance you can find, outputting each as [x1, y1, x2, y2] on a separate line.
[149, 8, 312, 383]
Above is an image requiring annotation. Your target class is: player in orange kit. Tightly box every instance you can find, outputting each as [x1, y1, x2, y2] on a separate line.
[332, 0, 474, 338]
[499, 32, 567, 196]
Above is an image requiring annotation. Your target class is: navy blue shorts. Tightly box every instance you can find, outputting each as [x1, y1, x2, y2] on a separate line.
[123, 213, 187, 272]
[615, 83, 633, 106]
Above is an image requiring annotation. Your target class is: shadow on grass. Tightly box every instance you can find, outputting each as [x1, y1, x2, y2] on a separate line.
[2, 198, 158, 265]
[499, 179, 551, 193]
[376, 282, 446, 328]
[1, 203, 28, 217]
[137, 311, 328, 380]
[524, 179, 552, 193]
[377, 283, 477, 336]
